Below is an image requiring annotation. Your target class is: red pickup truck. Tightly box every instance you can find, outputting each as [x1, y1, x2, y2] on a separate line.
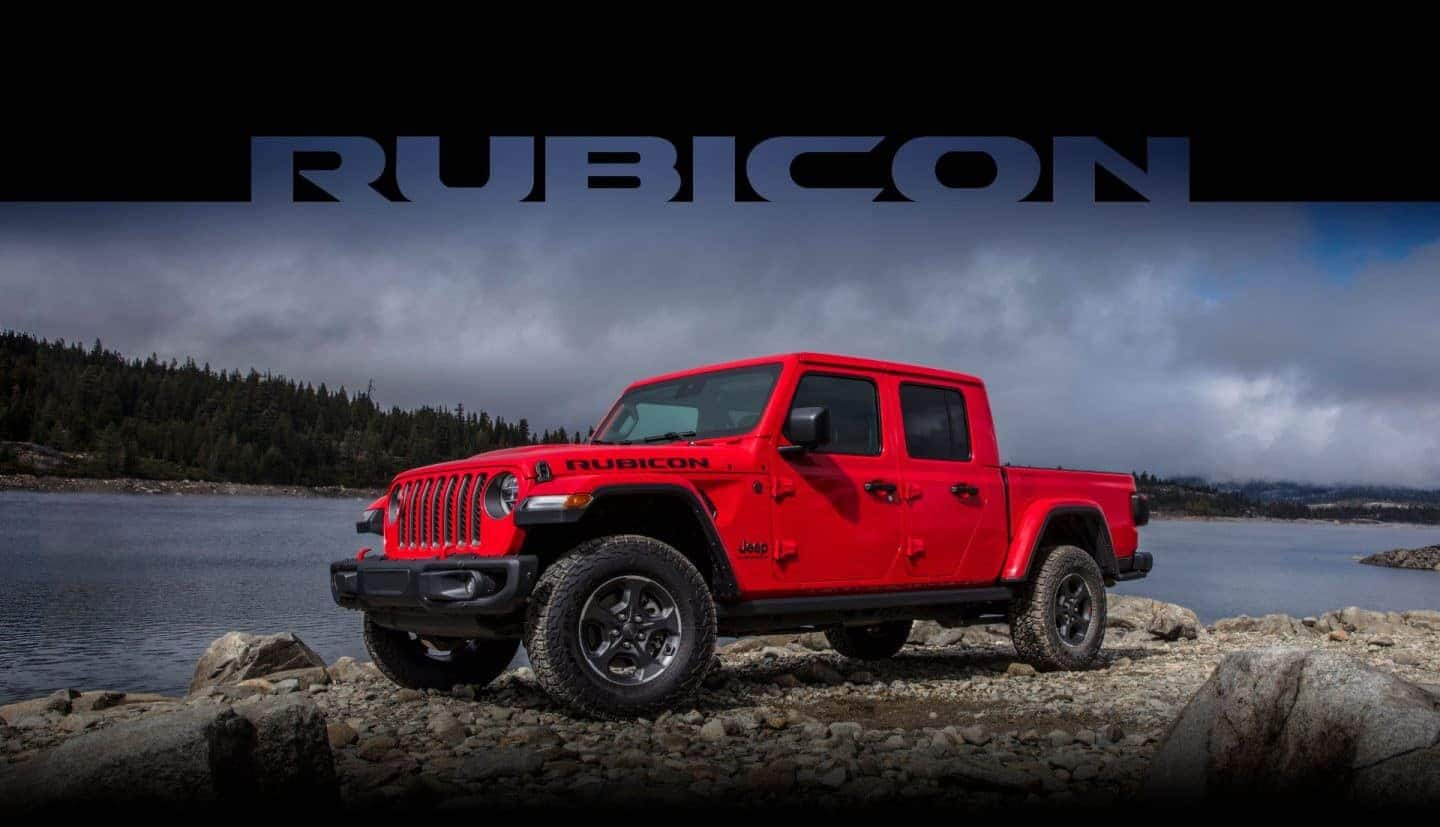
[332, 353, 1151, 717]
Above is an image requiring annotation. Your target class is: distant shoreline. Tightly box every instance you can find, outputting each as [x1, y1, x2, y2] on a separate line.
[1150, 511, 1440, 528]
[0, 473, 383, 500]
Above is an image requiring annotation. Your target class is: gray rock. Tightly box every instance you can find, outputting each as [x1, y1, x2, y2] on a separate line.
[263, 666, 330, 688]
[429, 712, 466, 745]
[327, 656, 382, 683]
[270, 678, 301, 694]
[1146, 647, 1440, 804]
[796, 632, 831, 651]
[72, 691, 126, 713]
[457, 748, 544, 780]
[742, 758, 797, 791]
[699, 718, 727, 740]
[1404, 610, 1440, 631]
[800, 660, 846, 686]
[44, 689, 78, 714]
[0, 696, 335, 808]
[327, 721, 359, 748]
[357, 734, 398, 761]
[235, 695, 337, 798]
[1107, 595, 1202, 640]
[925, 757, 1041, 791]
[1213, 613, 1308, 637]
[908, 621, 968, 647]
[959, 725, 991, 746]
[188, 631, 326, 693]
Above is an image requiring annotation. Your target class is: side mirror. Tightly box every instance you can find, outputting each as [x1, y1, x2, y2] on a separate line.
[781, 406, 831, 455]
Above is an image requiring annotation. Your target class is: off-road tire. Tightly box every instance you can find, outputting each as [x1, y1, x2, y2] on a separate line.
[363, 614, 520, 691]
[825, 620, 913, 660]
[1008, 545, 1107, 671]
[524, 534, 717, 719]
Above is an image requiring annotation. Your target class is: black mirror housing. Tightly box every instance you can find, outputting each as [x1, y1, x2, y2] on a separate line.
[784, 406, 832, 453]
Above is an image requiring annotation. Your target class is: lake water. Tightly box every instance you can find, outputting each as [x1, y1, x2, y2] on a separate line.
[1, 492, 1437, 703]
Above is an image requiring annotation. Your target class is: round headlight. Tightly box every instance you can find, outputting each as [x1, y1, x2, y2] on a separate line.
[387, 486, 403, 522]
[486, 472, 520, 518]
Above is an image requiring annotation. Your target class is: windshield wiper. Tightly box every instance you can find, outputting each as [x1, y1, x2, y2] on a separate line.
[641, 431, 697, 443]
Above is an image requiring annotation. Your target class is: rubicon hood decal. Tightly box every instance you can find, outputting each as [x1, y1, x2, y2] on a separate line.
[566, 457, 710, 471]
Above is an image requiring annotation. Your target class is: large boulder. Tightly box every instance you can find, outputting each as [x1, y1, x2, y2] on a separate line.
[189, 631, 326, 694]
[0, 695, 336, 809]
[235, 695, 337, 798]
[1146, 648, 1440, 804]
[1107, 595, 1202, 641]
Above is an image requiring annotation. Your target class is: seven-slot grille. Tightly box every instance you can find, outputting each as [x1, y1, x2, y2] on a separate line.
[393, 473, 486, 549]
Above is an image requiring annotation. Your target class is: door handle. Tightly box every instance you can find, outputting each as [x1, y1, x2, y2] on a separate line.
[863, 479, 898, 495]
[950, 482, 980, 497]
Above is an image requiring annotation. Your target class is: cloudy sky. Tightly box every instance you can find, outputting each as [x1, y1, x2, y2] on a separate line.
[4, 157, 1440, 487]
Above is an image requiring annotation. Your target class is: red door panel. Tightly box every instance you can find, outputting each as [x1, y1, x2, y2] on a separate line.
[895, 382, 1008, 584]
[770, 371, 904, 585]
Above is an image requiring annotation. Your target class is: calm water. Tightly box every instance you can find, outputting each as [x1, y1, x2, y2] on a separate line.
[1, 493, 1437, 702]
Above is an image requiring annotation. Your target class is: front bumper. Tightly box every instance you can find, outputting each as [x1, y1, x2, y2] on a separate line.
[330, 555, 539, 616]
[1115, 550, 1153, 581]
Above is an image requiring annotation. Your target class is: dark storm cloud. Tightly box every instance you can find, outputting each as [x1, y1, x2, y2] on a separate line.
[3, 196, 1438, 486]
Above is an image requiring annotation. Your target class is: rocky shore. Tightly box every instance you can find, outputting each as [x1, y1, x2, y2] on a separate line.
[2, 597, 1438, 810]
[0, 473, 381, 499]
[1360, 545, 1440, 572]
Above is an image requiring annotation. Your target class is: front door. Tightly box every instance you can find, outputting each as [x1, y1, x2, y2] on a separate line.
[771, 371, 905, 585]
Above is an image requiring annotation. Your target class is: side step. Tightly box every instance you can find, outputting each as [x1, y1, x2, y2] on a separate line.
[716, 586, 1013, 634]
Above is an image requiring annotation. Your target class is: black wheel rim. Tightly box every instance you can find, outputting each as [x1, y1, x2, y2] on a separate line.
[578, 575, 682, 685]
[1053, 573, 1094, 646]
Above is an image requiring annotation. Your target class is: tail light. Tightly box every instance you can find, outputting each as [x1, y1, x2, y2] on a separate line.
[1131, 493, 1150, 527]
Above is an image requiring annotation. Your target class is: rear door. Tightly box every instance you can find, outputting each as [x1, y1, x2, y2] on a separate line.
[770, 370, 905, 584]
[895, 381, 1005, 583]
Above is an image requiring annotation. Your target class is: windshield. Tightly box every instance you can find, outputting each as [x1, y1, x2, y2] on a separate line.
[593, 363, 782, 444]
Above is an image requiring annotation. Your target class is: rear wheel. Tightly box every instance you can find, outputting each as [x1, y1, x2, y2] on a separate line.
[825, 619, 912, 660]
[363, 614, 519, 691]
[1008, 545, 1106, 671]
[525, 535, 716, 719]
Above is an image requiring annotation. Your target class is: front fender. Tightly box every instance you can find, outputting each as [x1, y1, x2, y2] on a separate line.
[1000, 497, 1111, 582]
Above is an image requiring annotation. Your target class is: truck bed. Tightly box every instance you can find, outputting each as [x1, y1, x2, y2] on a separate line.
[1002, 465, 1141, 562]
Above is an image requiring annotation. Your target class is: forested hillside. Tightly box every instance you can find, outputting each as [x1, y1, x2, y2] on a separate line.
[0, 332, 583, 487]
[1133, 471, 1440, 525]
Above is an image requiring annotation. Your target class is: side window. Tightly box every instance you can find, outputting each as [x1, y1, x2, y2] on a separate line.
[788, 374, 881, 455]
[900, 383, 971, 461]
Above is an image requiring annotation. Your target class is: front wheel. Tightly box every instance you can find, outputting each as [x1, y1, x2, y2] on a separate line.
[1008, 545, 1107, 671]
[524, 535, 716, 719]
[363, 614, 519, 691]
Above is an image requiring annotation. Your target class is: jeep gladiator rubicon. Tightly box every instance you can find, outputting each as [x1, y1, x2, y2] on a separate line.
[332, 353, 1151, 718]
